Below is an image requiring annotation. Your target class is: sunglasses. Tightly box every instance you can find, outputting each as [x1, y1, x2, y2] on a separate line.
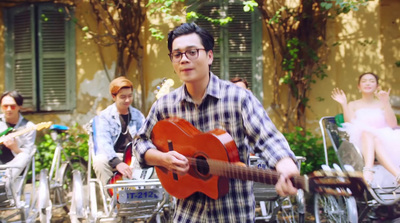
[1, 105, 17, 110]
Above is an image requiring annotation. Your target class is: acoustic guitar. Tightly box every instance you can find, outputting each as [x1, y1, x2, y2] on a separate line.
[151, 117, 368, 200]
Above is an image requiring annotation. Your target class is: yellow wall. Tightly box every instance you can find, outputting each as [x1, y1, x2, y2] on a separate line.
[309, 0, 400, 132]
[1, 0, 399, 134]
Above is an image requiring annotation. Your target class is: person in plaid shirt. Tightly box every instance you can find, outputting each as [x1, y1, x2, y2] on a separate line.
[134, 22, 299, 222]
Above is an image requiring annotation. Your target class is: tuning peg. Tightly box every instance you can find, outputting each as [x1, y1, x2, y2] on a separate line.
[321, 164, 331, 171]
[333, 163, 343, 173]
[321, 165, 334, 177]
[343, 164, 355, 172]
[332, 163, 348, 178]
[337, 188, 352, 196]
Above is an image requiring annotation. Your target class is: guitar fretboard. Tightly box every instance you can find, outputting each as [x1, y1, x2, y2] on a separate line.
[188, 158, 307, 190]
[0, 122, 52, 144]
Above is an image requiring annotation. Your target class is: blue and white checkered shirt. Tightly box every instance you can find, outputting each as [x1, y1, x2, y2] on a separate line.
[134, 73, 296, 222]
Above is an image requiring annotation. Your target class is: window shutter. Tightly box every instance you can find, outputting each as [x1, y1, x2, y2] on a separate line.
[191, 1, 256, 89]
[5, 5, 37, 111]
[195, 2, 222, 78]
[37, 4, 72, 111]
[226, 4, 253, 89]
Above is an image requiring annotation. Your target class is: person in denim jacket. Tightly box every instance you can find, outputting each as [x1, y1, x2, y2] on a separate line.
[93, 77, 145, 186]
[0, 90, 36, 180]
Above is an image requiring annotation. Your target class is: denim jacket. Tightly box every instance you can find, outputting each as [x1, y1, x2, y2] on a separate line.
[94, 103, 145, 161]
[0, 114, 36, 156]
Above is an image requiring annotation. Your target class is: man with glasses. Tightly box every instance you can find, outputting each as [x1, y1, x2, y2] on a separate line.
[92, 76, 145, 186]
[134, 23, 299, 222]
[0, 90, 36, 179]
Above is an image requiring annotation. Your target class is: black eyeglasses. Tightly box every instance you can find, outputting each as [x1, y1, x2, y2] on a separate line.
[169, 48, 206, 63]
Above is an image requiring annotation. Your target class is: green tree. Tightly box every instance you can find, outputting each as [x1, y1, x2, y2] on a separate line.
[20, 0, 367, 130]
[147, 0, 368, 132]
[254, 0, 368, 132]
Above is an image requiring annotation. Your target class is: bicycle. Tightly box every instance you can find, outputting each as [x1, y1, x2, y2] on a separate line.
[37, 124, 88, 221]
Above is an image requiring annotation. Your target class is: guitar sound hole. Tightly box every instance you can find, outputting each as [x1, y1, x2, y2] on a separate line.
[196, 156, 209, 175]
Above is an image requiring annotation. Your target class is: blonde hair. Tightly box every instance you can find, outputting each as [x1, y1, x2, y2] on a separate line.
[109, 76, 133, 96]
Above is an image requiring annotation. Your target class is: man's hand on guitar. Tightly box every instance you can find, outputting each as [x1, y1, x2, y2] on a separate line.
[116, 162, 133, 179]
[163, 151, 189, 175]
[3, 137, 20, 153]
[275, 157, 300, 196]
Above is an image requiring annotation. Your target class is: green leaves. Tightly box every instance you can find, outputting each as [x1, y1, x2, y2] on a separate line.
[320, 0, 369, 13]
[243, 0, 258, 12]
[268, 7, 286, 25]
[149, 27, 165, 41]
[320, 2, 333, 10]
[284, 127, 338, 175]
[82, 26, 89, 32]
[35, 125, 89, 177]
[41, 13, 49, 22]
[186, 11, 232, 26]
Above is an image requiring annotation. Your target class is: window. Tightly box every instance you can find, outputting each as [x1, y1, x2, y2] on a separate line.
[187, 0, 263, 99]
[4, 3, 76, 112]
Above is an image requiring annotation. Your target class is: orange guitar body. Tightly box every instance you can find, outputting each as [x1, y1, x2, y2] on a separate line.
[107, 143, 133, 196]
[151, 117, 240, 199]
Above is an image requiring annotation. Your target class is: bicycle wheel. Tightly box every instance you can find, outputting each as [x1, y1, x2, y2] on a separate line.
[69, 170, 86, 221]
[38, 169, 52, 223]
[314, 193, 358, 223]
[277, 189, 305, 223]
[62, 156, 88, 212]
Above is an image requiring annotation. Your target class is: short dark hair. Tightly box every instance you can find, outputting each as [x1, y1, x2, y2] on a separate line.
[0, 90, 24, 106]
[230, 77, 249, 88]
[358, 72, 379, 85]
[167, 22, 214, 53]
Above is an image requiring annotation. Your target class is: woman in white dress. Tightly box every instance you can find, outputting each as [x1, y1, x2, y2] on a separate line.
[331, 72, 400, 185]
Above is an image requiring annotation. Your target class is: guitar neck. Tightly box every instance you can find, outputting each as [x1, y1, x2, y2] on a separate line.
[0, 125, 35, 144]
[190, 158, 307, 191]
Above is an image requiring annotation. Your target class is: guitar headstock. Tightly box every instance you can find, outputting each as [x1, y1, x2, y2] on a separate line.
[307, 169, 368, 197]
[155, 78, 174, 99]
[36, 122, 53, 131]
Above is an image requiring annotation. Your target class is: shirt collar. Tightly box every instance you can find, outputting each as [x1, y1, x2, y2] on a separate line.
[111, 103, 131, 120]
[176, 72, 222, 103]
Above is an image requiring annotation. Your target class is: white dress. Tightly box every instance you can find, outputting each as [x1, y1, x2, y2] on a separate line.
[341, 108, 400, 187]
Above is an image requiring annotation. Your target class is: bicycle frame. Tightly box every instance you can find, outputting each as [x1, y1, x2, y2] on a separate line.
[0, 149, 39, 222]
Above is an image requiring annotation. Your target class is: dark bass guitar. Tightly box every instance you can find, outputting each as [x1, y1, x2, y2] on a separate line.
[151, 117, 368, 200]
[106, 142, 154, 196]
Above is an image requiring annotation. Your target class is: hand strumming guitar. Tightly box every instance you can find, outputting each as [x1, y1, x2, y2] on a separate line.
[116, 162, 133, 179]
[144, 148, 189, 176]
[163, 151, 189, 175]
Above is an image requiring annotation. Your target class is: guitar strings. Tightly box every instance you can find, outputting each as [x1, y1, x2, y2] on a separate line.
[185, 157, 306, 188]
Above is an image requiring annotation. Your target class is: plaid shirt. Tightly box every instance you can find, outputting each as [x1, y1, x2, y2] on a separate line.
[134, 73, 295, 223]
